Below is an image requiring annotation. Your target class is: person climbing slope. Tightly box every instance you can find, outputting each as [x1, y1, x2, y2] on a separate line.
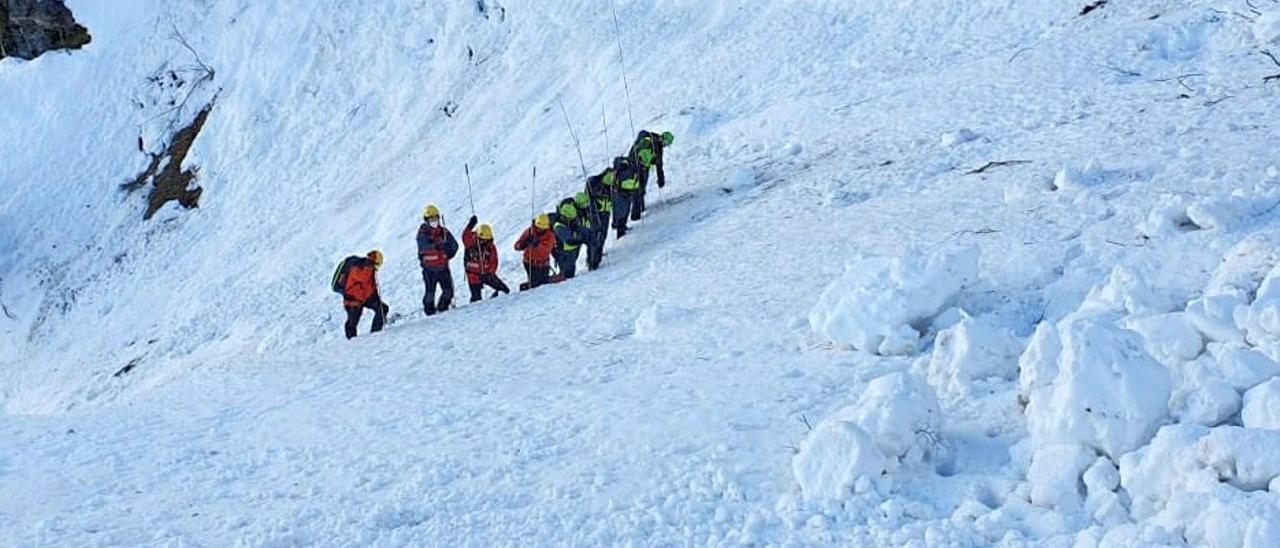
[627, 130, 674, 220]
[416, 204, 458, 316]
[514, 213, 556, 290]
[609, 155, 642, 239]
[551, 200, 590, 280]
[462, 215, 511, 302]
[574, 191, 607, 271]
[332, 250, 388, 340]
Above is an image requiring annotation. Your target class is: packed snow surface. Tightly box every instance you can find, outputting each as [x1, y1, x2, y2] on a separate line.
[4, 0, 1280, 545]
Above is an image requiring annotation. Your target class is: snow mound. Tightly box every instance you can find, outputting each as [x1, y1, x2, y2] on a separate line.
[809, 247, 979, 356]
[792, 419, 884, 502]
[1026, 444, 1097, 513]
[798, 370, 943, 493]
[938, 128, 981, 149]
[1242, 378, 1280, 430]
[926, 313, 1022, 398]
[1238, 263, 1280, 351]
[1137, 195, 1194, 239]
[1205, 234, 1280, 300]
[1022, 271, 1173, 459]
[1051, 158, 1106, 191]
[1124, 312, 1204, 364]
[1216, 343, 1280, 391]
[1185, 188, 1280, 232]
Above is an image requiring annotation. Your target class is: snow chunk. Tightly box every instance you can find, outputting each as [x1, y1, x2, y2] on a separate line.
[1154, 484, 1280, 548]
[1185, 294, 1246, 344]
[1027, 444, 1096, 513]
[1206, 234, 1280, 300]
[1052, 158, 1105, 191]
[1185, 189, 1279, 232]
[1216, 344, 1280, 391]
[792, 419, 884, 502]
[810, 247, 979, 356]
[845, 372, 942, 466]
[1242, 378, 1280, 430]
[926, 313, 1022, 398]
[1238, 263, 1280, 350]
[1172, 378, 1240, 427]
[939, 128, 981, 149]
[829, 372, 943, 470]
[1123, 313, 1204, 364]
[1201, 426, 1280, 491]
[1080, 265, 1176, 316]
[1136, 195, 1195, 239]
[1256, 11, 1280, 46]
[1025, 313, 1172, 459]
[1018, 321, 1060, 401]
[1119, 424, 1214, 519]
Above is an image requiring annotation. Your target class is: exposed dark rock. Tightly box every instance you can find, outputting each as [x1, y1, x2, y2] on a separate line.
[1, 0, 91, 61]
[123, 103, 213, 220]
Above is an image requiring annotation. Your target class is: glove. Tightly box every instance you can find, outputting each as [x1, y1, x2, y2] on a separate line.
[467, 215, 478, 228]
[657, 179, 666, 188]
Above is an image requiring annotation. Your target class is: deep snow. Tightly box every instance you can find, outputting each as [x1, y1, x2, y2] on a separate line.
[4, 0, 1280, 545]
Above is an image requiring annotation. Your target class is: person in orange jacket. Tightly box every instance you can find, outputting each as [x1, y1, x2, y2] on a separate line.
[514, 213, 556, 290]
[333, 250, 387, 339]
[462, 215, 511, 302]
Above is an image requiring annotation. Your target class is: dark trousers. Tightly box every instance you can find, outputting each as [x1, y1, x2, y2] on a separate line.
[345, 296, 387, 339]
[633, 167, 651, 220]
[421, 268, 454, 315]
[586, 230, 605, 271]
[522, 264, 551, 290]
[554, 249, 580, 279]
[612, 191, 638, 237]
[468, 273, 511, 302]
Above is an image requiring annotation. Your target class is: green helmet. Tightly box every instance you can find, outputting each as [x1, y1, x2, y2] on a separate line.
[661, 131, 674, 146]
[574, 192, 589, 209]
[558, 202, 578, 221]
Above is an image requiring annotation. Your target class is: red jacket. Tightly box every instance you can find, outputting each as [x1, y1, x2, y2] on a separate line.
[343, 262, 378, 309]
[462, 231, 500, 284]
[514, 226, 555, 268]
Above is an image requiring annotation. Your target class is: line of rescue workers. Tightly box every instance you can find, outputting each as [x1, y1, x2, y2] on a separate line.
[331, 129, 675, 339]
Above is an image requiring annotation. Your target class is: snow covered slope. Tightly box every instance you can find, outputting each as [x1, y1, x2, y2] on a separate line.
[4, 0, 1280, 545]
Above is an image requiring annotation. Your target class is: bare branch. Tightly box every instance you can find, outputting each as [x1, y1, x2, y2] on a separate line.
[1263, 50, 1280, 68]
[967, 160, 1031, 175]
[1096, 63, 1141, 78]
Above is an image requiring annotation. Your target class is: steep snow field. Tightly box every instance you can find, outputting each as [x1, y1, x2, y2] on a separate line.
[5, 0, 1280, 545]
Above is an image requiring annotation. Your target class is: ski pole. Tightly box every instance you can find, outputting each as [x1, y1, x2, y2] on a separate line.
[557, 98, 589, 179]
[609, 0, 637, 137]
[464, 163, 477, 218]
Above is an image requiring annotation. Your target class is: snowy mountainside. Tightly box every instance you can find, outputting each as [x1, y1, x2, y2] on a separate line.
[3, 0, 1280, 545]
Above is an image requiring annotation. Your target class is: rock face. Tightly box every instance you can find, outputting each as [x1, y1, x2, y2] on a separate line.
[1, 0, 91, 61]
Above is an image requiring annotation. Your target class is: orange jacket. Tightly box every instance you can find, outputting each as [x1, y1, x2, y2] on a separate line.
[514, 226, 556, 267]
[343, 261, 378, 308]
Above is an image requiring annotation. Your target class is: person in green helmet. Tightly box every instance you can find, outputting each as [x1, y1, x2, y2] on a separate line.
[627, 129, 674, 220]
[574, 191, 606, 271]
[551, 200, 590, 280]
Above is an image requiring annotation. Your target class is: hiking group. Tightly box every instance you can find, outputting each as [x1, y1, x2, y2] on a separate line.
[333, 130, 675, 339]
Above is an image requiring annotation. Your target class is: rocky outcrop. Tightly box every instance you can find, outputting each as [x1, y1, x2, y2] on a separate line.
[1, 0, 91, 61]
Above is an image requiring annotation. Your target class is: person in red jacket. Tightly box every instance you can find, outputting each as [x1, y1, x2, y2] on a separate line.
[416, 204, 459, 316]
[339, 250, 388, 339]
[462, 215, 511, 302]
[514, 214, 556, 290]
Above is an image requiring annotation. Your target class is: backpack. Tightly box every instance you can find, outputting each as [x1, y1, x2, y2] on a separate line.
[331, 256, 360, 294]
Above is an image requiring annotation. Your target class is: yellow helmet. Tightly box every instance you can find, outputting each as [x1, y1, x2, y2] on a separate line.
[534, 214, 551, 230]
[367, 249, 384, 268]
[422, 204, 441, 220]
[477, 224, 494, 241]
